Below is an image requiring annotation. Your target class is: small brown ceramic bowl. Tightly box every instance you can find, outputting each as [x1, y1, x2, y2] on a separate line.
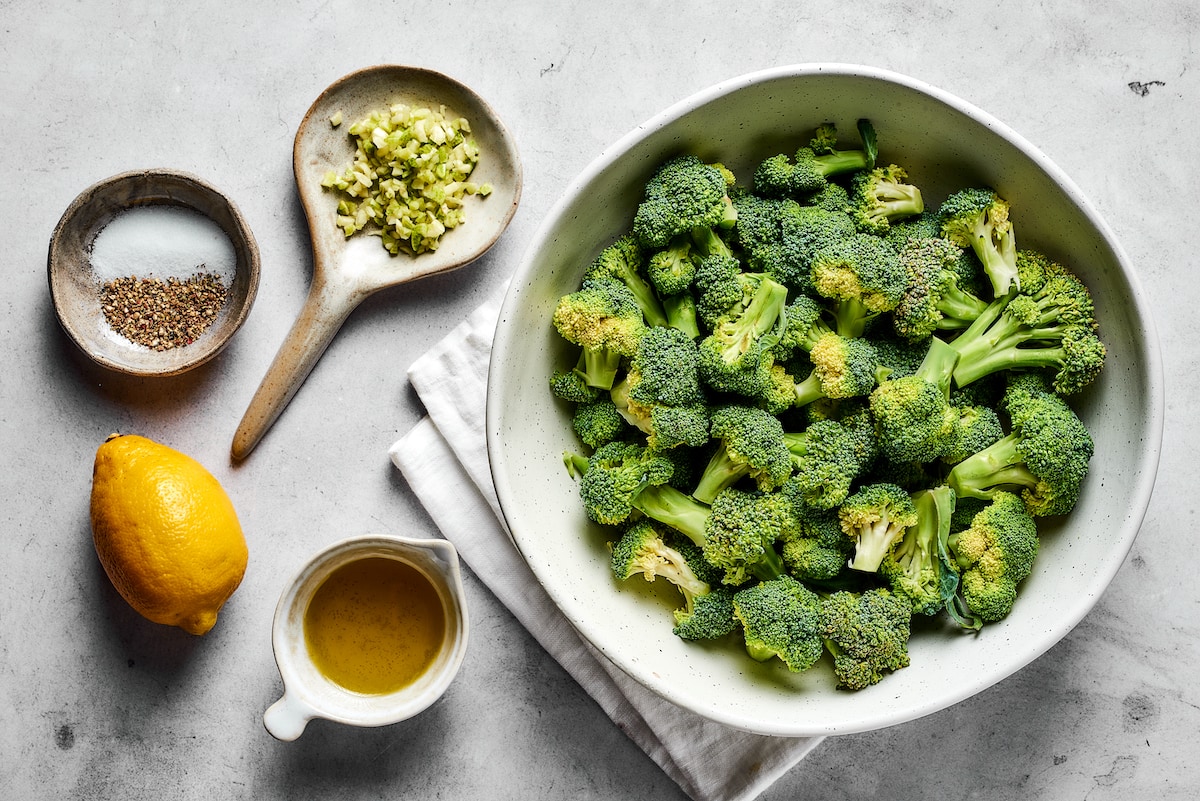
[48, 169, 260, 377]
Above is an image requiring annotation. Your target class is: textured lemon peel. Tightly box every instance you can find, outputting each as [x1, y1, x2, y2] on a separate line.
[321, 103, 493, 255]
[90, 435, 248, 636]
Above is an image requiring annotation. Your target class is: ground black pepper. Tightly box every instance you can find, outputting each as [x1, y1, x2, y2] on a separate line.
[100, 272, 227, 351]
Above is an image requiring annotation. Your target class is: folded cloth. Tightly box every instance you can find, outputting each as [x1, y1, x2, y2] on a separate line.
[388, 288, 823, 801]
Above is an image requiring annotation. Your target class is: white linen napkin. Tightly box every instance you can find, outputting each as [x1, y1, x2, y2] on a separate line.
[388, 288, 824, 801]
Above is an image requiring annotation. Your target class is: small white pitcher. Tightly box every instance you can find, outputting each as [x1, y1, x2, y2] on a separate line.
[263, 535, 469, 741]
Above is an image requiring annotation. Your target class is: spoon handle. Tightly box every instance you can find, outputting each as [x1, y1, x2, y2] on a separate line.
[232, 277, 365, 460]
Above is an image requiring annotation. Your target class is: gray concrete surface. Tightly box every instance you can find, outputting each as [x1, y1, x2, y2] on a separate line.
[2, 2, 1196, 799]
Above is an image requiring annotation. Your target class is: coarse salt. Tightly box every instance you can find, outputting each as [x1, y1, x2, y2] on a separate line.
[88, 204, 237, 285]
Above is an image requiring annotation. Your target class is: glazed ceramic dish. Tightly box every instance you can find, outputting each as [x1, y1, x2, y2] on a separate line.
[486, 64, 1164, 736]
[48, 169, 259, 377]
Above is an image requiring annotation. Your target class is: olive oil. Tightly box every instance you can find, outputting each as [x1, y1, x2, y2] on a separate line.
[303, 556, 446, 695]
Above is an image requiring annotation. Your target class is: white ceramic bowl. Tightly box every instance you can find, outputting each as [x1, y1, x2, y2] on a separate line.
[486, 64, 1163, 736]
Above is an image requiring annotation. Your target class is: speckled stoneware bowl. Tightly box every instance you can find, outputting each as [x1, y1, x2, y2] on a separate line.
[486, 64, 1164, 736]
[48, 169, 260, 377]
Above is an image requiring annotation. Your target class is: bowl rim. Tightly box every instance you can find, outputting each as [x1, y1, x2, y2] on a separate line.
[487, 62, 1165, 735]
[47, 167, 261, 377]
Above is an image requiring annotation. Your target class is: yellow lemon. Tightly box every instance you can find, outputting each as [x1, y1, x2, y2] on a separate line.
[90, 433, 248, 635]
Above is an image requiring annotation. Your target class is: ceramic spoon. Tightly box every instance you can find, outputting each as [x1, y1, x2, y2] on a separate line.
[231, 66, 522, 461]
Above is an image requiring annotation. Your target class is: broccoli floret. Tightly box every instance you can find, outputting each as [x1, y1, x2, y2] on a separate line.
[810, 233, 907, 338]
[582, 233, 668, 328]
[692, 254, 742, 331]
[808, 121, 842, 154]
[949, 494, 988, 532]
[805, 181, 852, 212]
[626, 324, 705, 403]
[946, 378, 1094, 516]
[732, 575, 824, 671]
[820, 588, 913, 690]
[878, 486, 958, 616]
[754, 119, 878, 197]
[868, 336, 961, 463]
[888, 211, 989, 294]
[838, 482, 920, 573]
[752, 362, 803, 416]
[942, 403, 1005, 465]
[550, 351, 603, 403]
[576, 441, 676, 526]
[792, 333, 887, 408]
[732, 189, 786, 259]
[633, 155, 737, 249]
[611, 384, 709, 452]
[883, 208, 940, 246]
[774, 294, 835, 361]
[847, 164, 925, 234]
[938, 187, 1018, 297]
[801, 398, 880, 472]
[869, 333, 929, 380]
[751, 198, 855, 294]
[646, 235, 700, 297]
[661, 292, 701, 340]
[675, 586, 737, 640]
[777, 488, 856, 580]
[693, 405, 793, 503]
[731, 193, 820, 292]
[947, 255, 1106, 395]
[700, 487, 793, 585]
[947, 491, 1039, 622]
[782, 418, 865, 510]
[632, 484, 789, 586]
[608, 326, 709, 450]
[864, 457, 939, 494]
[572, 398, 627, 448]
[1013, 248, 1055, 295]
[891, 235, 990, 342]
[610, 521, 738, 640]
[836, 399, 882, 474]
[776, 202, 858, 295]
[696, 273, 789, 397]
[552, 278, 648, 389]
